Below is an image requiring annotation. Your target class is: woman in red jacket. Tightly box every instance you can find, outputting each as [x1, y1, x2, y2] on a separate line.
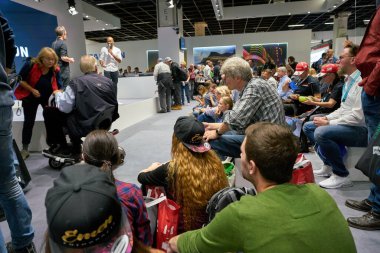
[15, 47, 61, 159]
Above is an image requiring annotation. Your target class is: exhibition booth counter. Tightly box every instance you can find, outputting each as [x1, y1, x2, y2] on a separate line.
[118, 75, 157, 99]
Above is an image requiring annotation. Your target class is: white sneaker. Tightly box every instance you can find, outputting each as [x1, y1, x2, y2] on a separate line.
[313, 165, 332, 177]
[319, 174, 353, 189]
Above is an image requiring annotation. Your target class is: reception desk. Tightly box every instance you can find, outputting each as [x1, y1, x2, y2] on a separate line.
[118, 76, 157, 99]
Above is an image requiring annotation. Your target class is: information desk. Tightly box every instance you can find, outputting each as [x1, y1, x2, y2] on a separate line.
[118, 76, 157, 99]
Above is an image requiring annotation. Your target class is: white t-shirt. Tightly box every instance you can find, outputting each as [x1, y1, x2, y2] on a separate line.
[99, 46, 122, 72]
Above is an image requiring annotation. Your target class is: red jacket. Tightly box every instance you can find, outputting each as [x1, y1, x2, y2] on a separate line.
[15, 63, 60, 100]
[356, 7, 380, 96]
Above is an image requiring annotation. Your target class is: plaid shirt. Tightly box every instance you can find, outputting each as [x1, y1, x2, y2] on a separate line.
[115, 179, 152, 246]
[224, 77, 286, 134]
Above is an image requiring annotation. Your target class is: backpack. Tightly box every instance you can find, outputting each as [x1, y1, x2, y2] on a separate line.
[206, 187, 256, 223]
[178, 68, 187, 82]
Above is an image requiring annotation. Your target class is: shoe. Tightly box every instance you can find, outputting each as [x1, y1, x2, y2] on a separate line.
[319, 174, 353, 189]
[345, 199, 373, 212]
[6, 242, 37, 253]
[20, 149, 29, 160]
[347, 211, 380, 230]
[313, 164, 332, 177]
[171, 105, 182, 110]
[158, 109, 166, 113]
[43, 144, 71, 158]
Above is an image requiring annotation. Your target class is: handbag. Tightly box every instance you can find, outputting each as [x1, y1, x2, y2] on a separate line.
[355, 129, 380, 186]
[291, 154, 315, 184]
[156, 198, 180, 251]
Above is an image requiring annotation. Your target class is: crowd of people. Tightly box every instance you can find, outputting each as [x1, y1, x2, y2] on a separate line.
[0, 5, 380, 253]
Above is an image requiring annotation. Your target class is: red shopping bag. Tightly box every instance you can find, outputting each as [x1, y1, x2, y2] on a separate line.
[146, 185, 166, 199]
[291, 154, 315, 184]
[156, 198, 180, 251]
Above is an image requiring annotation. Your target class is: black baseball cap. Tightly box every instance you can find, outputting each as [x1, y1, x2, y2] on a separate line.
[45, 164, 133, 252]
[174, 116, 211, 153]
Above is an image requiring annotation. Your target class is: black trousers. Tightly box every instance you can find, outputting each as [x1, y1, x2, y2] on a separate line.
[104, 70, 119, 96]
[43, 108, 81, 152]
[22, 95, 49, 145]
[173, 81, 181, 106]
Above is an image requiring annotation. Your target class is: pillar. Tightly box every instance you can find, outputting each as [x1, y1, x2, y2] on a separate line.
[332, 12, 350, 57]
[156, 0, 184, 63]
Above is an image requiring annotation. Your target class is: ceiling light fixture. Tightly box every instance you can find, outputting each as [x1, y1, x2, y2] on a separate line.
[363, 19, 370, 25]
[307, 11, 311, 14]
[288, 24, 305, 27]
[96, 1, 120, 6]
[67, 0, 78, 15]
[324, 22, 334, 25]
[166, 0, 174, 8]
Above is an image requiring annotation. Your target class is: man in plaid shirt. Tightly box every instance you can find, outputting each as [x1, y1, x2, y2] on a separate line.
[204, 57, 285, 158]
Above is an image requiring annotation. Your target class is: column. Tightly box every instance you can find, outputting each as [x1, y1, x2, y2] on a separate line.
[332, 11, 351, 57]
[156, 0, 184, 63]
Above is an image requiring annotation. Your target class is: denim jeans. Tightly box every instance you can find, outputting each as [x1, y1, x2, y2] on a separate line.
[303, 121, 318, 145]
[209, 131, 245, 158]
[180, 83, 190, 105]
[197, 113, 216, 123]
[361, 90, 380, 213]
[0, 89, 34, 251]
[313, 125, 368, 177]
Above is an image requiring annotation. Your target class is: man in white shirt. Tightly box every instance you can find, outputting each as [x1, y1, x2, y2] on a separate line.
[99, 36, 122, 95]
[153, 57, 173, 113]
[203, 60, 212, 80]
[303, 43, 368, 189]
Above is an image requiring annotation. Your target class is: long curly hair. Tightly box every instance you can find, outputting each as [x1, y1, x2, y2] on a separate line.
[167, 134, 228, 231]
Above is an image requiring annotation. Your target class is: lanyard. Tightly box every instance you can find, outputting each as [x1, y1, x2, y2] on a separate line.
[342, 70, 361, 102]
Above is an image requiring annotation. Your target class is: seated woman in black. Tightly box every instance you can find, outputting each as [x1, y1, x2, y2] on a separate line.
[138, 116, 228, 232]
[300, 64, 343, 119]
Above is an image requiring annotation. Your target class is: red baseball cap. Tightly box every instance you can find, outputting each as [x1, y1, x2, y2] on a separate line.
[316, 64, 339, 78]
[293, 62, 309, 76]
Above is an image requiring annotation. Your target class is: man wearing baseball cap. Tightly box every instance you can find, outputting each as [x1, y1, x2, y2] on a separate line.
[300, 63, 343, 115]
[45, 165, 133, 252]
[303, 43, 367, 189]
[284, 62, 321, 116]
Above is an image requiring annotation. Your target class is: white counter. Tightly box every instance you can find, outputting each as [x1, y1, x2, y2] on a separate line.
[118, 76, 157, 99]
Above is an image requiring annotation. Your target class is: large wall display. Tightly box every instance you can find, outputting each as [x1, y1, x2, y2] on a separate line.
[193, 45, 236, 65]
[242, 43, 287, 67]
[1, 1, 58, 71]
[147, 50, 159, 72]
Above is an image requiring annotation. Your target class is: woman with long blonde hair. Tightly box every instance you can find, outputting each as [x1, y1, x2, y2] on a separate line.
[138, 116, 228, 231]
[14, 47, 61, 159]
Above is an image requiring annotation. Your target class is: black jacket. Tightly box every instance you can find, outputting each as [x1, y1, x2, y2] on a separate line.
[66, 73, 119, 138]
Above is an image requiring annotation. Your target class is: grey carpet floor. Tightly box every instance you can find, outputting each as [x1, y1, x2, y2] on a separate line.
[1, 102, 379, 252]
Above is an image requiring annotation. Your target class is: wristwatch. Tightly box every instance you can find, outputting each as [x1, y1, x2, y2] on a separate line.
[216, 129, 222, 136]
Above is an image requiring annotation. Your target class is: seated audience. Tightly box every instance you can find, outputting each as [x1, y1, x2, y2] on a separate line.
[285, 64, 294, 78]
[82, 130, 152, 247]
[309, 68, 318, 78]
[303, 43, 368, 189]
[15, 47, 62, 160]
[261, 68, 277, 89]
[43, 55, 119, 158]
[203, 57, 285, 158]
[276, 66, 292, 100]
[204, 82, 217, 107]
[168, 122, 356, 253]
[284, 62, 320, 116]
[301, 64, 343, 118]
[138, 116, 228, 232]
[198, 96, 233, 123]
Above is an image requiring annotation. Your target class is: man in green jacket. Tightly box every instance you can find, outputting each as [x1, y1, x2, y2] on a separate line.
[168, 122, 356, 253]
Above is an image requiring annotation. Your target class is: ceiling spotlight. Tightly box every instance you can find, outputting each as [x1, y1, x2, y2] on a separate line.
[307, 11, 310, 14]
[288, 12, 291, 15]
[102, 28, 105, 30]
[333, 5, 337, 8]
[166, 0, 174, 8]
[67, 0, 78, 15]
